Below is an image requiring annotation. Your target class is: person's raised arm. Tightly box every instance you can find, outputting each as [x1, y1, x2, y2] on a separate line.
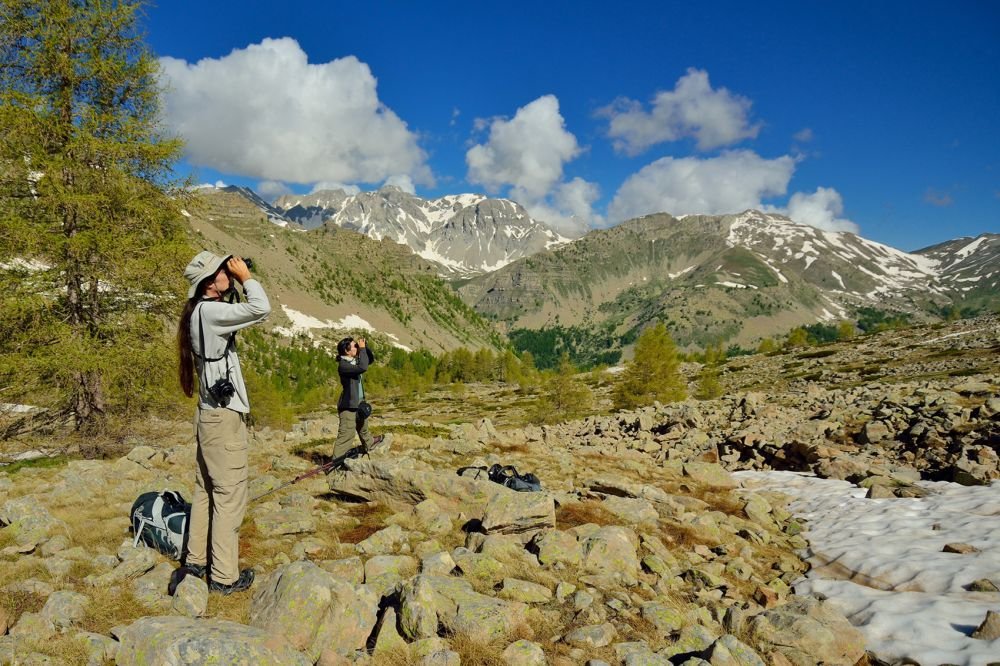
[203, 257, 271, 335]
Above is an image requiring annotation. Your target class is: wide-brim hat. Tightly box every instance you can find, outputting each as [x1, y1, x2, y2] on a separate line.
[184, 250, 231, 299]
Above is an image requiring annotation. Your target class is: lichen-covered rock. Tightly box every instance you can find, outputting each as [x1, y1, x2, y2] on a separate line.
[502, 638, 547, 665]
[171, 575, 208, 618]
[564, 622, 616, 648]
[641, 602, 684, 636]
[113, 615, 309, 665]
[253, 508, 317, 537]
[364, 554, 418, 597]
[0, 497, 66, 550]
[746, 597, 865, 666]
[330, 457, 502, 512]
[40, 590, 89, 630]
[683, 462, 737, 488]
[249, 561, 378, 661]
[498, 578, 552, 604]
[356, 523, 409, 555]
[481, 491, 556, 538]
[579, 526, 639, 578]
[87, 543, 157, 587]
[76, 630, 120, 665]
[529, 529, 582, 567]
[703, 634, 766, 666]
[421, 550, 457, 576]
[399, 574, 527, 643]
[372, 607, 408, 653]
[600, 496, 659, 525]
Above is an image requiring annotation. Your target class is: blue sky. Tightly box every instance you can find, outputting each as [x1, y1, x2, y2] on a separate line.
[147, 1, 999, 250]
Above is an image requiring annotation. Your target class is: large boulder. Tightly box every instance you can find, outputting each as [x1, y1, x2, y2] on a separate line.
[249, 561, 378, 661]
[0, 497, 66, 550]
[398, 574, 528, 643]
[579, 526, 640, 579]
[113, 616, 309, 665]
[480, 491, 555, 539]
[745, 597, 865, 666]
[329, 458, 503, 512]
[528, 529, 582, 567]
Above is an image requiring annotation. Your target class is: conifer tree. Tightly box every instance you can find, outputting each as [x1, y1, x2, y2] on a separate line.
[695, 343, 724, 399]
[0, 0, 187, 435]
[528, 353, 592, 424]
[612, 322, 686, 410]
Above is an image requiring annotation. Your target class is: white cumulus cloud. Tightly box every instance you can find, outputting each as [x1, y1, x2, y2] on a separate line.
[781, 187, 858, 233]
[257, 180, 292, 200]
[310, 181, 361, 195]
[599, 68, 761, 155]
[159, 38, 432, 187]
[466, 95, 600, 235]
[383, 174, 416, 194]
[466, 95, 581, 201]
[523, 178, 605, 236]
[608, 151, 796, 222]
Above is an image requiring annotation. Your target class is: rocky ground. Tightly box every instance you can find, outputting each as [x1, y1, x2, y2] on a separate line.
[0, 315, 997, 665]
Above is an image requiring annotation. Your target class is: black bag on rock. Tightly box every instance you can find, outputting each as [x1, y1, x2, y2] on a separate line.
[457, 464, 542, 492]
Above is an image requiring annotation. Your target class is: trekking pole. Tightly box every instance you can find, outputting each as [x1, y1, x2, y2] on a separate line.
[250, 445, 366, 503]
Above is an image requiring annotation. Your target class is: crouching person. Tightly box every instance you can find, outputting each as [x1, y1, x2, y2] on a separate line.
[176, 251, 270, 595]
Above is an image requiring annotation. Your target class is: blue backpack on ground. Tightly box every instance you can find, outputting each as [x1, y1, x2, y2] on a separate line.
[130, 490, 190, 560]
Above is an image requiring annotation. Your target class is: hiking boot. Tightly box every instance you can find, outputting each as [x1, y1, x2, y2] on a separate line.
[167, 563, 207, 596]
[365, 433, 391, 455]
[209, 568, 255, 595]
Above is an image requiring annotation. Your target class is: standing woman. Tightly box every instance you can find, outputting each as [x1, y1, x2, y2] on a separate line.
[176, 251, 270, 594]
[332, 336, 389, 461]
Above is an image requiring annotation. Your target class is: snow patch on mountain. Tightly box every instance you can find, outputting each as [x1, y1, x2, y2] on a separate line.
[275, 187, 569, 277]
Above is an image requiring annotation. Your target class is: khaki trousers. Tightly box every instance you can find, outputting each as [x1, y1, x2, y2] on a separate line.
[187, 407, 248, 586]
[333, 408, 374, 459]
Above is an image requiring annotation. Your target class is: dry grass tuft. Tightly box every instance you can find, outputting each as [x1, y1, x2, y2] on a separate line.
[50, 500, 130, 552]
[337, 502, 394, 544]
[16, 635, 91, 664]
[370, 647, 416, 665]
[78, 586, 156, 635]
[491, 440, 531, 455]
[443, 630, 511, 666]
[0, 588, 46, 626]
[555, 501, 619, 529]
[206, 590, 253, 624]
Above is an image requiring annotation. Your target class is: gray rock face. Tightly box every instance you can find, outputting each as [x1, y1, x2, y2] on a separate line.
[112, 615, 310, 665]
[0, 497, 66, 550]
[249, 561, 378, 661]
[579, 526, 640, 579]
[275, 186, 567, 277]
[171, 575, 208, 618]
[481, 490, 556, 538]
[746, 597, 866, 666]
[398, 574, 528, 643]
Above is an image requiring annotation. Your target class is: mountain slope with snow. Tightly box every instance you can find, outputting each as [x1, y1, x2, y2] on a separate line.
[459, 210, 987, 348]
[275, 186, 568, 277]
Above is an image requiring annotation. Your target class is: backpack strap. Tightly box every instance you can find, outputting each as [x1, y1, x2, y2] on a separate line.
[193, 302, 234, 363]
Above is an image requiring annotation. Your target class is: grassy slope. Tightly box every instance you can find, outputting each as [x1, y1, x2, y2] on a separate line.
[183, 190, 504, 353]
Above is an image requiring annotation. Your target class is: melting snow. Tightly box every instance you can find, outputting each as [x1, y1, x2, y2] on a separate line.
[736, 471, 1000, 666]
[668, 266, 696, 279]
[954, 236, 987, 261]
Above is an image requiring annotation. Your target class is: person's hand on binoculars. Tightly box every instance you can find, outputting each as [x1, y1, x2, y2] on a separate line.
[357, 337, 366, 348]
[227, 257, 251, 284]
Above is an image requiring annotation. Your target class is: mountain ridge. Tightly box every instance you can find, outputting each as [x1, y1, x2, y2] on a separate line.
[274, 186, 569, 277]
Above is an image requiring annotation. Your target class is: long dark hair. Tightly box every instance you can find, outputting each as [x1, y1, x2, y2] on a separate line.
[178, 297, 201, 398]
